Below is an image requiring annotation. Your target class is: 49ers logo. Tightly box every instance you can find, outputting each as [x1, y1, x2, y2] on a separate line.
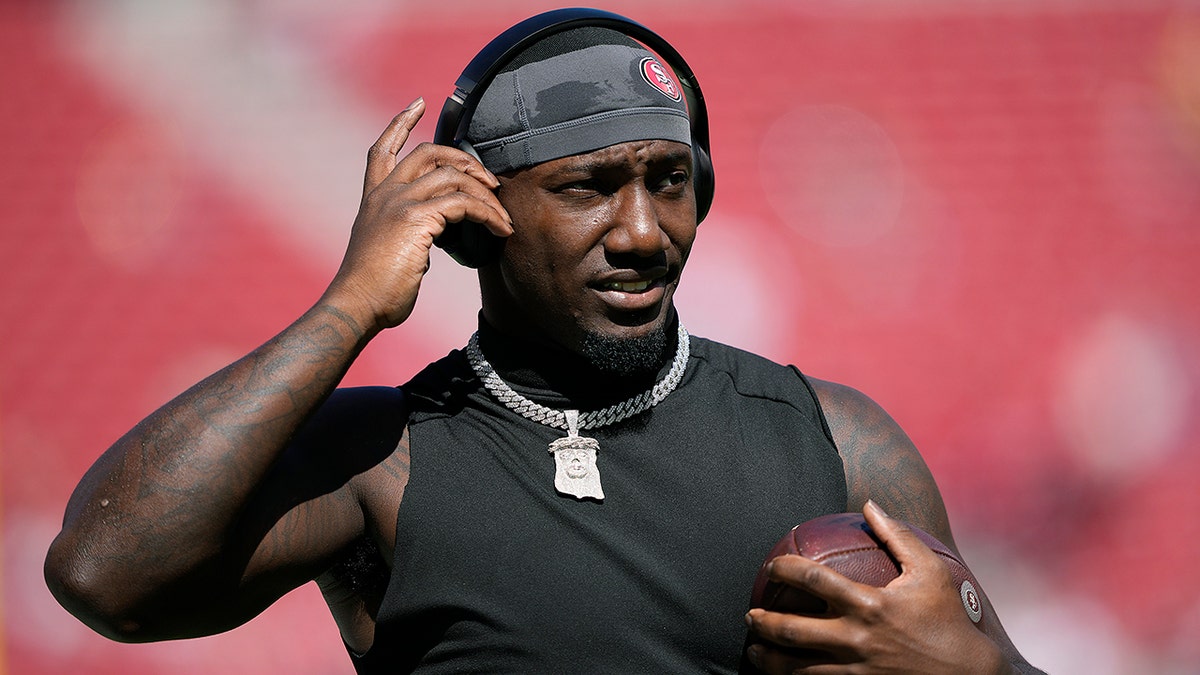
[640, 57, 682, 102]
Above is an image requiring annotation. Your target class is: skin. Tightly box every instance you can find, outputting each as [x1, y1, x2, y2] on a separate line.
[44, 100, 1042, 673]
[748, 383, 1038, 674]
[478, 138, 695, 349]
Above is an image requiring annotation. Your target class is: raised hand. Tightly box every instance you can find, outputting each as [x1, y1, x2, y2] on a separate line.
[323, 98, 513, 333]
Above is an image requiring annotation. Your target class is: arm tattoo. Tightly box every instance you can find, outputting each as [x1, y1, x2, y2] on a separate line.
[63, 302, 374, 586]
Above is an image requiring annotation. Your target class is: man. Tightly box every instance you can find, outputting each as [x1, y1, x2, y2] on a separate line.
[45, 12, 1043, 674]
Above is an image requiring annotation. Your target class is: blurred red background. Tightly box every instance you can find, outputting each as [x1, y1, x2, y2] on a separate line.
[3, 1, 1198, 673]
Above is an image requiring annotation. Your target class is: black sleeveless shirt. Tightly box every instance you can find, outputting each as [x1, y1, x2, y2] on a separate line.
[351, 326, 846, 673]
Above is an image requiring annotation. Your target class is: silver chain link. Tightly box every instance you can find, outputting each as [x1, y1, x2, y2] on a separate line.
[465, 324, 690, 431]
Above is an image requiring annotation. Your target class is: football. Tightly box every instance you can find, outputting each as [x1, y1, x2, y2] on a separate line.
[749, 512, 987, 631]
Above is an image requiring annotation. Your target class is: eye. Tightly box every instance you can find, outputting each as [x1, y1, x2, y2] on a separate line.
[553, 178, 608, 197]
[653, 170, 690, 192]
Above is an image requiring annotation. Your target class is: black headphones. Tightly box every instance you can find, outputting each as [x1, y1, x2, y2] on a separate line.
[432, 7, 715, 268]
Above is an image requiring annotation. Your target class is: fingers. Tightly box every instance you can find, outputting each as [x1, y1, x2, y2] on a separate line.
[861, 499, 910, 553]
[765, 554, 864, 615]
[745, 641, 832, 675]
[377, 163, 512, 237]
[862, 500, 949, 585]
[388, 142, 501, 192]
[745, 556, 868, 654]
[413, 164, 507, 220]
[365, 98, 426, 195]
[362, 104, 510, 235]
[747, 604, 860, 657]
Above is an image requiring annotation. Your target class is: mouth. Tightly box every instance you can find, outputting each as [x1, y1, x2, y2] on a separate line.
[590, 269, 675, 314]
[599, 279, 657, 293]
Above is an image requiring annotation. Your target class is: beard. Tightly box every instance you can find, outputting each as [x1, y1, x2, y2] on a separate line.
[578, 323, 671, 377]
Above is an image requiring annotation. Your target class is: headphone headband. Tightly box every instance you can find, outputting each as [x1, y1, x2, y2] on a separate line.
[436, 8, 709, 154]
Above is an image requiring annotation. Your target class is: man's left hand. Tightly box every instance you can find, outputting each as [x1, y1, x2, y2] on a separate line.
[744, 501, 1009, 674]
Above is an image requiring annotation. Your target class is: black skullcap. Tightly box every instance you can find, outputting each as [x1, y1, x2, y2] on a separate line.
[466, 27, 692, 173]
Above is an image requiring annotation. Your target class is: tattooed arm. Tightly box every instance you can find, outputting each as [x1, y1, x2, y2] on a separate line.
[814, 380, 954, 542]
[43, 100, 512, 642]
[743, 379, 1045, 674]
[44, 314, 399, 641]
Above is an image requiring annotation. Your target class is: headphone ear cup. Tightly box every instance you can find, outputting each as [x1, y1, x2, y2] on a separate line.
[433, 139, 507, 268]
[692, 141, 714, 224]
[439, 217, 506, 268]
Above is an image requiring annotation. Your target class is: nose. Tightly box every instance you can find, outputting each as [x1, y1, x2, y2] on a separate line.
[603, 184, 670, 257]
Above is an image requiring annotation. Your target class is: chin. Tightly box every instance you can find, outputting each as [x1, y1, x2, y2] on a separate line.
[578, 312, 675, 377]
[601, 296, 675, 331]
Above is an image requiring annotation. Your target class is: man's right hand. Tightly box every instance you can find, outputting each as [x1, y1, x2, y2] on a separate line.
[322, 97, 513, 333]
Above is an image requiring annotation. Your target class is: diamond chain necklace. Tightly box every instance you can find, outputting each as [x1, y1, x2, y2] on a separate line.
[464, 323, 690, 500]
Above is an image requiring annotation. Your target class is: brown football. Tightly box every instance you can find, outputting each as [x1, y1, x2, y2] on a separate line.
[749, 512, 987, 631]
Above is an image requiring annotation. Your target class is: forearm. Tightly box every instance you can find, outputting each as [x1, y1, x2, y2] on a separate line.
[45, 299, 374, 636]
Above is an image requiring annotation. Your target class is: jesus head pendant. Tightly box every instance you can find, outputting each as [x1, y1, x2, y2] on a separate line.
[548, 410, 604, 500]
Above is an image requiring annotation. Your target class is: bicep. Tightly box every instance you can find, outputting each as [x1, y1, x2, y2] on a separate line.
[810, 378, 1042, 669]
[231, 386, 409, 622]
[809, 378, 956, 551]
